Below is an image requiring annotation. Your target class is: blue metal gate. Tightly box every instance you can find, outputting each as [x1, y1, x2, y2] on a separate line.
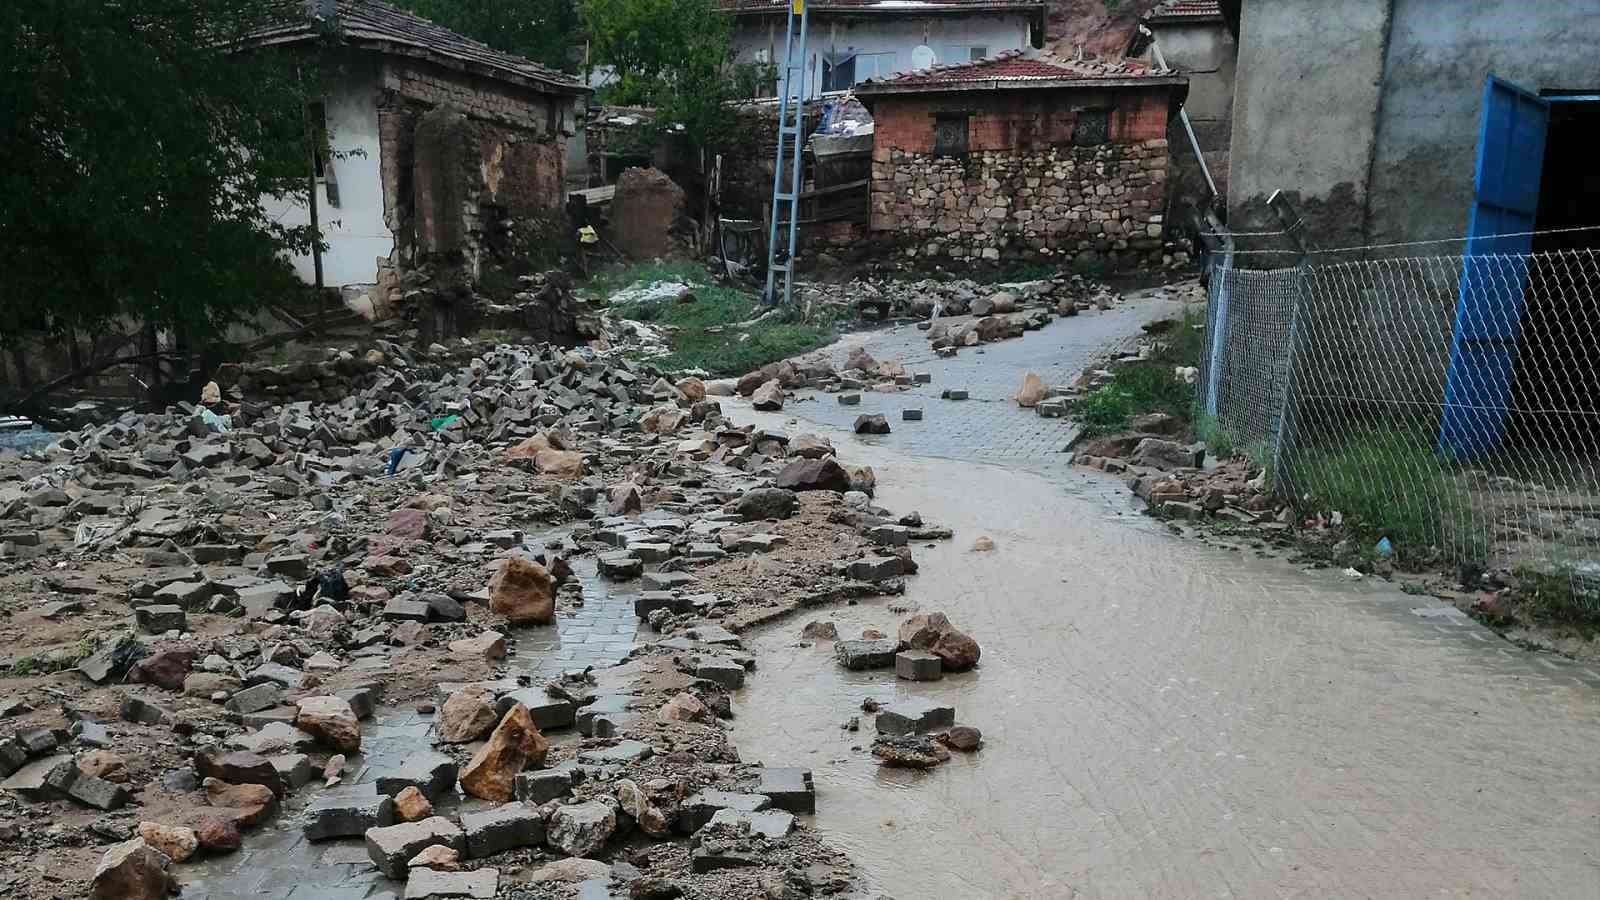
[1437, 75, 1550, 459]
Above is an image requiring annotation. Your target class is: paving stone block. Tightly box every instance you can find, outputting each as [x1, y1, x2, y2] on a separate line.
[756, 767, 815, 815]
[696, 659, 746, 689]
[875, 699, 955, 736]
[514, 769, 574, 804]
[365, 816, 465, 878]
[833, 639, 899, 670]
[375, 752, 458, 801]
[461, 802, 545, 858]
[895, 650, 943, 681]
[493, 689, 577, 731]
[677, 790, 770, 834]
[404, 868, 497, 899]
[304, 794, 396, 841]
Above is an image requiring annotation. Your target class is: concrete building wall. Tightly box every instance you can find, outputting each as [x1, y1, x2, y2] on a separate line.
[1228, 0, 1390, 247]
[1231, 0, 1600, 251]
[1365, 0, 1600, 247]
[731, 13, 1033, 98]
[869, 87, 1172, 266]
[261, 55, 392, 289]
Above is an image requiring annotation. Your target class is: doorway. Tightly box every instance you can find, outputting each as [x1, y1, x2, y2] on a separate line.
[1507, 94, 1600, 451]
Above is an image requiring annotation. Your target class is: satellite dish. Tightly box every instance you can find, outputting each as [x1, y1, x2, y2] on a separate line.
[910, 45, 937, 70]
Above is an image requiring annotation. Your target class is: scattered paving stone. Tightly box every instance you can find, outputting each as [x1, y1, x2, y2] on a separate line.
[837, 393, 861, 406]
[695, 659, 746, 689]
[642, 571, 698, 592]
[707, 807, 796, 839]
[515, 769, 573, 804]
[876, 699, 956, 736]
[577, 739, 653, 766]
[902, 408, 923, 421]
[853, 414, 891, 435]
[303, 794, 395, 841]
[376, 751, 459, 801]
[269, 753, 312, 790]
[678, 790, 771, 834]
[755, 767, 815, 815]
[462, 802, 546, 858]
[403, 867, 498, 899]
[846, 555, 904, 581]
[2, 755, 72, 801]
[133, 604, 185, 634]
[833, 639, 899, 670]
[895, 650, 943, 681]
[492, 690, 577, 731]
[941, 389, 969, 400]
[365, 816, 467, 879]
[196, 749, 284, 796]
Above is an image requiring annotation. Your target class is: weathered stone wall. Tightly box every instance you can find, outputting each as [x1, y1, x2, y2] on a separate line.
[375, 58, 575, 292]
[868, 87, 1173, 268]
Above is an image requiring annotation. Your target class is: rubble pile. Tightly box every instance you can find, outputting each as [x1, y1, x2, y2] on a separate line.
[1072, 416, 1288, 530]
[0, 326, 968, 898]
[795, 273, 1122, 322]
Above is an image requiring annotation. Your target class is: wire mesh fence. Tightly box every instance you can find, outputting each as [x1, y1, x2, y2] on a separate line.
[1201, 245, 1600, 590]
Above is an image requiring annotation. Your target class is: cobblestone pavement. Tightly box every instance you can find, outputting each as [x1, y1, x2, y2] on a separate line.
[180, 554, 641, 900]
[778, 290, 1189, 468]
[727, 300, 1600, 899]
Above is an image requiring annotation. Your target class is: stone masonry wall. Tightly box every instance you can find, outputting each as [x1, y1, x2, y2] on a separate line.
[374, 57, 575, 295]
[869, 86, 1173, 268]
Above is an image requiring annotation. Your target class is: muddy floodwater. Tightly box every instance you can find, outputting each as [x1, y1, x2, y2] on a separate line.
[730, 439, 1600, 899]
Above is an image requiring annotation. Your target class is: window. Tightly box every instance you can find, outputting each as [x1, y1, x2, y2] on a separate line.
[823, 51, 897, 92]
[934, 113, 969, 158]
[940, 45, 988, 64]
[970, 46, 988, 61]
[1074, 107, 1112, 146]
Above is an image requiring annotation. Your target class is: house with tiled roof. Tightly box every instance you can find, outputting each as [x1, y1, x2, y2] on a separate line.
[248, 1, 588, 311]
[720, 0, 1046, 99]
[854, 48, 1187, 267]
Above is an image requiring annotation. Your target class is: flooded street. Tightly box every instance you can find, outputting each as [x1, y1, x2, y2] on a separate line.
[729, 314, 1600, 899]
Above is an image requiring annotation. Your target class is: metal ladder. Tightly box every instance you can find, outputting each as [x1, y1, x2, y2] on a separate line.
[763, 0, 809, 305]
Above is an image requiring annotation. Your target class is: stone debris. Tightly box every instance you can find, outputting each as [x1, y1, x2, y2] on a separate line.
[89, 838, 173, 900]
[876, 699, 956, 736]
[0, 311, 969, 897]
[871, 734, 952, 768]
[459, 704, 550, 802]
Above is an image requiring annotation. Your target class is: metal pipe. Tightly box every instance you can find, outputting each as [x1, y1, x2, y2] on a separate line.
[1140, 25, 1218, 203]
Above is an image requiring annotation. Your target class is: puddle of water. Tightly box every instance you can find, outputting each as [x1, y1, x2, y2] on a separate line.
[730, 445, 1600, 899]
[182, 530, 644, 899]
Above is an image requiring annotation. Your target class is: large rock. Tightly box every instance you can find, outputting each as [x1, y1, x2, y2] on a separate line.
[774, 458, 851, 493]
[437, 690, 499, 744]
[488, 557, 555, 626]
[196, 749, 283, 796]
[734, 488, 798, 521]
[750, 380, 784, 411]
[90, 838, 172, 900]
[615, 779, 670, 837]
[1013, 372, 1048, 407]
[930, 628, 982, 671]
[534, 449, 586, 479]
[547, 799, 618, 857]
[128, 648, 195, 690]
[295, 696, 361, 753]
[871, 734, 951, 768]
[610, 167, 687, 258]
[459, 704, 550, 802]
[202, 778, 278, 827]
[137, 822, 198, 863]
[844, 346, 877, 372]
[897, 612, 952, 648]
[1131, 438, 1204, 471]
[788, 433, 834, 459]
[196, 816, 242, 853]
[853, 414, 891, 435]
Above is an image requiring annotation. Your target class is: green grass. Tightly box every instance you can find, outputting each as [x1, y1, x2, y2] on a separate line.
[1512, 566, 1600, 636]
[586, 261, 840, 376]
[1073, 311, 1204, 438]
[1286, 426, 1487, 564]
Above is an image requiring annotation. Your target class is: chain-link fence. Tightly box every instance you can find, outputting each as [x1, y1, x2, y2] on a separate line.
[1201, 245, 1600, 585]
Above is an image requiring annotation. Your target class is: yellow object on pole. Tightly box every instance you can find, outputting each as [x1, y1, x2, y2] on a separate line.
[792, 0, 804, 15]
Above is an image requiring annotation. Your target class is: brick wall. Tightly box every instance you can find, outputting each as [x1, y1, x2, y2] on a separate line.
[868, 86, 1174, 267]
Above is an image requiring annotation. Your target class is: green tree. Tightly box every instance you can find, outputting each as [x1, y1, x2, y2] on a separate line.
[397, 0, 579, 72]
[0, 0, 323, 349]
[580, 0, 756, 153]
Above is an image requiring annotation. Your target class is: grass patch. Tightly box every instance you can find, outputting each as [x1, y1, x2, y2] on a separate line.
[1073, 311, 1204, 438]
[1286, 426, 1487, 564]
[586, 260, 840, 376]
[1511, 566, 1600, 636]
